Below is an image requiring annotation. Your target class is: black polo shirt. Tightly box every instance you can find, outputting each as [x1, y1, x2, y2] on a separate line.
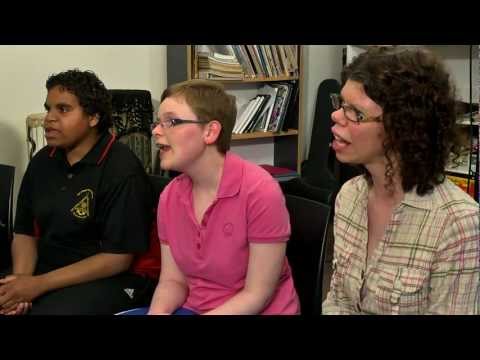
[14, 131, 153, 269]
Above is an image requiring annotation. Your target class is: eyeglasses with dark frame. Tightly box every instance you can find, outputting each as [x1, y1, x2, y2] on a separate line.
[330, 93, 382, 124]
[151, 118, 210, 130]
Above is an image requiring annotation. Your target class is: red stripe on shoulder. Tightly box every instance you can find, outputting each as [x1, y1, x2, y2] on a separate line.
[97, 133, 116, 165]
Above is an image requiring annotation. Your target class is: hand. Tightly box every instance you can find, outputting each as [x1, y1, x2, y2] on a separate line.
[147, 310, 170, 315]
[0, 275, 46, 311]
[0, 301, 32, 315]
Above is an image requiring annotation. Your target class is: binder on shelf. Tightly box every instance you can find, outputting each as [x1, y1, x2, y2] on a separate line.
[260, 164, 299, 182]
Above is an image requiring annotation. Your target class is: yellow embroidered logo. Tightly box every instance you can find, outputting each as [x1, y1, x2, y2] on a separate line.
[71, 189, 94, 219]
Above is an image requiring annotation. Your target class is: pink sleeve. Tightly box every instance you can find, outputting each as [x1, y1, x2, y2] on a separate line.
[247, 178, 290, 243]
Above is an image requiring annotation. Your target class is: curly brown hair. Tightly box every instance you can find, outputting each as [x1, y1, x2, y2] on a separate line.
[46, 69, 113, 133]
[342, 46, 460, 196]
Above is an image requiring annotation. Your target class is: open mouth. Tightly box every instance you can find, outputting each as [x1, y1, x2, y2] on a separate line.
[156, 143, 171, 152]
[332, 133, 351, 145]
[44, 128, 60, 137]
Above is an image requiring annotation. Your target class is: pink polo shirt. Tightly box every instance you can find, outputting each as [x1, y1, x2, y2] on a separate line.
[158, 152, 300, 314]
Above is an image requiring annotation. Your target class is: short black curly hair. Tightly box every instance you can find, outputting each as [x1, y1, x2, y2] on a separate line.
[46, 69, 112, 133]
[342, 46, 459, 196]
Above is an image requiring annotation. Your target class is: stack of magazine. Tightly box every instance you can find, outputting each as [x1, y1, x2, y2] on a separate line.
[197, 46, 244, 80]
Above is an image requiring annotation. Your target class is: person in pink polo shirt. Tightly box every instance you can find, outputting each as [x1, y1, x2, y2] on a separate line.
[148, 79, 300, 315]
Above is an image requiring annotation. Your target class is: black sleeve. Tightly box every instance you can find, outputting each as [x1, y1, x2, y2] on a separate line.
[14, 163, 35, 236]
[97, 173, 153, 254]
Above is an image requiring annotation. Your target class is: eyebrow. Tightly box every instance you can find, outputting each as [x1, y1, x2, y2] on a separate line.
[44, 102, 73, 110]
[338, 94, 367, 114]
[157, 111, 178, 119]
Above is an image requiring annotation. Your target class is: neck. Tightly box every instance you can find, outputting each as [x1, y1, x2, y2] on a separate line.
[65, 130, 101, 166]
[187, 148, 226, 196]
[365, 161, 404, 204]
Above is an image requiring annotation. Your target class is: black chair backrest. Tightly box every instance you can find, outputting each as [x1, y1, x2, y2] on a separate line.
[110, 89, 154, 174]
[301, 79, 340, 191]
[0, 164, 15, 270]
[285, 194, 331, 315]
[148, 175, 173, 205]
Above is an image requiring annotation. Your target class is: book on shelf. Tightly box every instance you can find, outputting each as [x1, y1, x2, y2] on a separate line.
[245, 95, 271, 133]
[257, 84, 279, 131]
[232, 81, 299, 134]
[196, 46, 244, 80]
[245, 45, 265, 77]
[233, 95, 267, 134]
[260, 164, 299, 182]
[198, 70, 244, 80]
[196, 45, 299, 80]
[268, 83, 294, 132]
[270, 45, 283, 77]
[276, 45, 290, 76]
[233, 97, 258, 133]
[280, 80, 299, 131]
[231, 45, 256, 78]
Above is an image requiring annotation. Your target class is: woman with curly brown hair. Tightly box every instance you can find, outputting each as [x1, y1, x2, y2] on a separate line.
[323, 46, 479, 314]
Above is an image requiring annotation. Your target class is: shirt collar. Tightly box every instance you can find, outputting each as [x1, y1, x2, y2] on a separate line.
[178, 151, 243, 203]
[216, 151, 243, 199]
[49, 131, 116, 166]
[401, 186, 434, 210]
[356, 176, 434, 211]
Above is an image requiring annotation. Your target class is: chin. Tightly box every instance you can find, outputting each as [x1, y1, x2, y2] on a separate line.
[335, 152, 354, 164]
[46, 139, 62, 148]
[160, 160, 179, 172]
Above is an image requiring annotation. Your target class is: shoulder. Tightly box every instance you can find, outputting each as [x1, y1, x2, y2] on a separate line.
[24, 146, 57, 177]
[159, 174, 188, 203]
[432, 179, 479, 232]
[28, 146, 54, 166]
[336, 175, 367, 203]
[240, 157, 280, 191]
[102, 141, 146, 178]
[433, 179, 479, 218]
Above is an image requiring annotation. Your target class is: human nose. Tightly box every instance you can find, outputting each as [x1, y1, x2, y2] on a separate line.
[44, 109, 56, 124]
[151, 121, 164, 137]
[331, 108, 348, 126]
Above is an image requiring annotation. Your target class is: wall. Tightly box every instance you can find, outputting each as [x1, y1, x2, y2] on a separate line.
[0, 45, 167, 206]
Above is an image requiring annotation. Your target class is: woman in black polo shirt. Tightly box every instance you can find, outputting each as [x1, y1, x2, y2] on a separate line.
[0, 69, 156, 315]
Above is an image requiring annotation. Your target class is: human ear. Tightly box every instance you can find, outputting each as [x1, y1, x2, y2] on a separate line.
[204, 120, 222, 145]
[89, 114, 100, 128]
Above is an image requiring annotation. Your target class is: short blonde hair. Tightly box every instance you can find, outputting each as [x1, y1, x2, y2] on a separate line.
[161, 79, 237, 154]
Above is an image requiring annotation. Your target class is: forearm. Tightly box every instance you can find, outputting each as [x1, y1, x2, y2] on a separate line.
[11, 234, 38, 275]
[203, 289, 272, 315]
[148, 280, 188, 315]
[36, 252, 133, 294]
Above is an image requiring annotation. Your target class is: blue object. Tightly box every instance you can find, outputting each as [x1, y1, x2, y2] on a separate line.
[116, 306, 197, 315]
[116, 307, 149, 315]
[172, 307, 197, 315]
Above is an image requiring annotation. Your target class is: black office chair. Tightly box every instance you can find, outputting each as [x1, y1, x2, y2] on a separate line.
[281, 79, 341, 206]
[0, 164, 15, 271]
[110, 89, 154, 174]
[148, 174, 172, 203]
[285, 194, 331, 315]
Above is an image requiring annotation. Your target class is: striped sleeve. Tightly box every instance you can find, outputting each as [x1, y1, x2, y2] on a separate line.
[427, 208, 480, 314]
